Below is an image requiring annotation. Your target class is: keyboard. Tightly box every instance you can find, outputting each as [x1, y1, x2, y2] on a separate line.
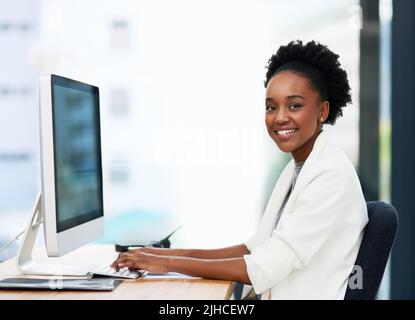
[92, 265, 147, 279]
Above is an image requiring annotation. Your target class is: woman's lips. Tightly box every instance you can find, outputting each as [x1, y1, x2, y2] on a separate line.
[274, 128, 298, 140]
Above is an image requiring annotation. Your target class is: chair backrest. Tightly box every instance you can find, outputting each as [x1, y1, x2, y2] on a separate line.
[344, 201, 398, 300]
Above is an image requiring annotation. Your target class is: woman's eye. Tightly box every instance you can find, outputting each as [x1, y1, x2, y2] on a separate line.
[266, 105, 275, 112]
[289, 104, 302, 110]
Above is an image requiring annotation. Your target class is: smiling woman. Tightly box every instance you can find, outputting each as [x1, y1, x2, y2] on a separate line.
[112, 40, 368, 300]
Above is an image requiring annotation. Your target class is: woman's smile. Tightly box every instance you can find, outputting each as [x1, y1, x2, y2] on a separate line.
[274, 128, 299, 140]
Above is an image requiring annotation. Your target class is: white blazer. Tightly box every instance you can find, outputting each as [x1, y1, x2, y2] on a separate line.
[243, 130, 368, 300]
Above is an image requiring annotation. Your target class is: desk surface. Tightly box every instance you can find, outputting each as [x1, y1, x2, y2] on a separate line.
[0, 245, 234, 300]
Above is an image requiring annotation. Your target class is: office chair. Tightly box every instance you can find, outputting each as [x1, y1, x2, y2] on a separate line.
[344, 201, 398, 300]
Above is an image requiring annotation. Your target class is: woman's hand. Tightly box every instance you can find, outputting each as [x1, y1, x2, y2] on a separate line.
[111, 250, 170, 274]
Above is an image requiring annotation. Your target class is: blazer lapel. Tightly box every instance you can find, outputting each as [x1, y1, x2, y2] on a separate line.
[277, 130, 332, 222]
[259, 130, 332, 239]
[290, 129, 331, 193]
[260, 160, 295, 237]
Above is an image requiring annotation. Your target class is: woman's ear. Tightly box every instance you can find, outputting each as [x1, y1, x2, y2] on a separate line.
[320, 101, 330, 122]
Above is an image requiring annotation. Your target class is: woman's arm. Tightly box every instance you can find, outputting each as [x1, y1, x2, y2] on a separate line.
[168, 256, 251, 284]
[112, 251, 252, 284]
[139, 244, 250, 259]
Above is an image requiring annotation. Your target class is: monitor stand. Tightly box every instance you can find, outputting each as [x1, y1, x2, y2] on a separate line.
[15, 194, 92, 277]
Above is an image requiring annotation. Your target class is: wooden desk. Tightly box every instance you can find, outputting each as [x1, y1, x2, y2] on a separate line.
[0, 245, 234, 300]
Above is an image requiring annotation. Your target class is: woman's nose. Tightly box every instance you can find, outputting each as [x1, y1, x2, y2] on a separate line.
[275, 108, 289, 124]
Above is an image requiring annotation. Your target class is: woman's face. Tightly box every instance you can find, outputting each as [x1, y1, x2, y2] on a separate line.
[265, 71, 329, 162]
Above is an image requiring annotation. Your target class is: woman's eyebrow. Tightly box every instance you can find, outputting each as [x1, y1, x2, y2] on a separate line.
[265, 95, 306, 102]
[286, 95, 305, 100]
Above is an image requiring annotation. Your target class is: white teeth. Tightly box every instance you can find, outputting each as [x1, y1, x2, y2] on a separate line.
[277, 129, 297, 136]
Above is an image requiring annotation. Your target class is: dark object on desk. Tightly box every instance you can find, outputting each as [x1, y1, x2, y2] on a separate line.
[115, 225, 183, 252]
[344, 201, 398, 300]
[0, 278, 123, 291]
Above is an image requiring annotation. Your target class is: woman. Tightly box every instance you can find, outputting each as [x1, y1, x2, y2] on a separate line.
[112, 40, 368, 300]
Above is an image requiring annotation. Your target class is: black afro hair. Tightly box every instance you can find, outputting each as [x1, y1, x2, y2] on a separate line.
[264, 40, 352, 125]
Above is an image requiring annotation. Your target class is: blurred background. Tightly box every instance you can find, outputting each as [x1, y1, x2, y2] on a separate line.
[1, 0, 414, 299]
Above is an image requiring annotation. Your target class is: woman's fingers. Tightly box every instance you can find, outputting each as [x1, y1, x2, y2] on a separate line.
[111, 254, 132, 269]
[113, 254, 147, 269]
[111, 251, 150, 269]
[119, 261, 139, 270]
[117, 258, 145, 270]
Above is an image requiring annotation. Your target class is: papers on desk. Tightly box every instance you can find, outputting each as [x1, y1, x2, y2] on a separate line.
[144, 272, 201, 279]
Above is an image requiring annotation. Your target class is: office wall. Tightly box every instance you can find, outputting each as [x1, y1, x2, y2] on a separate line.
[0, 0, 41, 261]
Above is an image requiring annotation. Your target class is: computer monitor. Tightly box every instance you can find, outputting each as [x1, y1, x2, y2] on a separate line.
[16, 74, 105, 276]
[40, 74, 104, 256]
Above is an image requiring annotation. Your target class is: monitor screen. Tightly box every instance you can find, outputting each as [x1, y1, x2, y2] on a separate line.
[51, 75, 103, 233]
